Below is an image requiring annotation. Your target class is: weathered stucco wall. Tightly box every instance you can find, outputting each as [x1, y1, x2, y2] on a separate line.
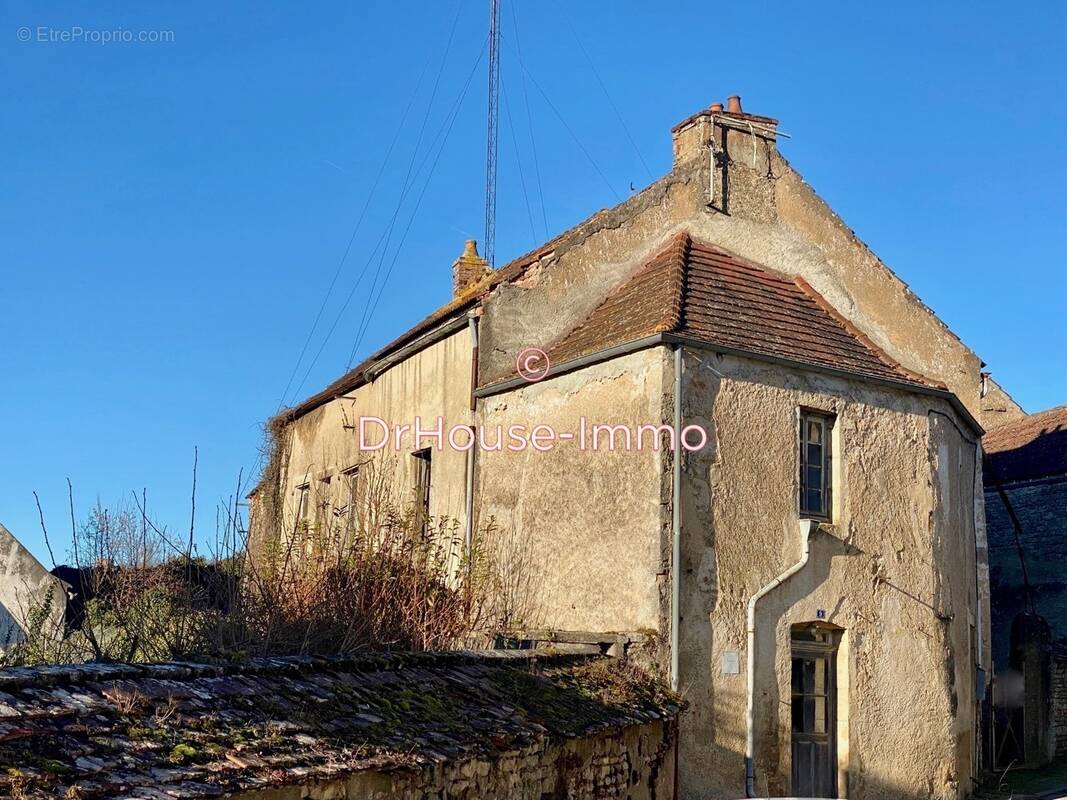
[675, 349, 983, 800]
[981, 376, 1027, 432]
[269, 329, 473, 546]
[477, 115, 988, 423]
[0, 522, 65, 647]
[231, 721, 676, 800]
[475, 348, 669, 635]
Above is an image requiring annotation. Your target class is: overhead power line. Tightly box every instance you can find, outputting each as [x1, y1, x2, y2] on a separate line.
[509, 0, 549, 241]
[551, 0, 653, 182]
[502, 34, 621, 202]
[275, 45, 437, 412]
[286, 1, 468, 403]
[345, 38, 489, 369]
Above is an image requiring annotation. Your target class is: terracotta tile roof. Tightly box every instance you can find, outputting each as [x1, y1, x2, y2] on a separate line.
[542, 232, 938, 390]
[984, 405, 1067, 483]
[0, 651, 680, 799]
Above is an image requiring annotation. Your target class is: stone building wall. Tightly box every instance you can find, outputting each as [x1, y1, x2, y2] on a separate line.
[675, 349, 983, 800]
[1053, 653, 1067, 759]
[233, 721, 676, 800]
[985, 477, 1067, 669]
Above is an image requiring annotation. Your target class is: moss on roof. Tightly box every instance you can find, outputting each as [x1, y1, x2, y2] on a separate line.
[0, 651, 680, 798]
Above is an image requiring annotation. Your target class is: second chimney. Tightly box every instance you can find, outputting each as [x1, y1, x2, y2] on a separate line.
[452, 240, 492, 298]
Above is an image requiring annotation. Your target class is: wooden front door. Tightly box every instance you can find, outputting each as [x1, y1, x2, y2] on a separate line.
[791, 628, 838, 798]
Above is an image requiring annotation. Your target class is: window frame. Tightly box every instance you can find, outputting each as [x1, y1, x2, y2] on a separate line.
[412, 448, 432, 537]
[340, 463, 360, 517]
[294, 482, 311, 533]
[798, 409, 834, 521]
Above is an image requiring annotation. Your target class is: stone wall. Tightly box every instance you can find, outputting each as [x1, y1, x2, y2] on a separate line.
[233, 721, 676, 800]
[985, 477, 1067, 670]
[1053, 653, 1067, 760]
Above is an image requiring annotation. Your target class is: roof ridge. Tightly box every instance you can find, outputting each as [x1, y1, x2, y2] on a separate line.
[791, 275, 943, 389]
[660, 231, 690, 334]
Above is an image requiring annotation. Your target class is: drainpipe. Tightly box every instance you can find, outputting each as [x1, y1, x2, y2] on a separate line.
[464, 312, 480, 564]
[745, 518, 818, 797]
[671, 345, 683, 692]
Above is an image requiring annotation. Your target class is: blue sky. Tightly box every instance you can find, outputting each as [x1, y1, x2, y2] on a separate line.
[2, 1, 1064, 564]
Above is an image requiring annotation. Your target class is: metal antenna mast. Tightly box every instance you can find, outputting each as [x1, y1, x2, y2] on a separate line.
[484, 0, 501, 266]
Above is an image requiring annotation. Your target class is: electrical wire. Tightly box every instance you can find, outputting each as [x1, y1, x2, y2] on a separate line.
[346, 39, 487, 368]
[275, 51, 432, 411]
[501, 34, 620, 202]
[509, 1, 549, 240]
[551, 0, 654, 182]
[287, 1, 466, 403]
[502, 75, 539, 247]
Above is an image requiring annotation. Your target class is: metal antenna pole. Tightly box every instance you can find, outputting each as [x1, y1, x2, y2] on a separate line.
[484, 0, 501, 267]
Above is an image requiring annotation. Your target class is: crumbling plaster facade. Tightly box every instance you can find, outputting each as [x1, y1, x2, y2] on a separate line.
[269, 331, 474, 547]
[0, 522, 66, 648]
[670, 350, 986, 799]
[259, 101, 996, 799]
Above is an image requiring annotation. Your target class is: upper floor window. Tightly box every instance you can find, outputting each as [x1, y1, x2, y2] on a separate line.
[799, 410, 834, 520]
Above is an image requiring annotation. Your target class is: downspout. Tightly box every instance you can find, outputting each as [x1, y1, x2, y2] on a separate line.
[671, 345, 683, 692]
[464, 311, 480, 564]
[745, 519, 818, 797]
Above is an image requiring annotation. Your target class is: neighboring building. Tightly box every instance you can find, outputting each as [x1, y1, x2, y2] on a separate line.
[983, 405, 1067, 765]
[255, 97, 999, 799]
[0, 522, 66, 650]
[0, 651, 680, 799]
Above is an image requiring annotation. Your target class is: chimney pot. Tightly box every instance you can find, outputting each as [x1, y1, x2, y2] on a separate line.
[709, 102, 724, 112]
[452, 239, 491, 298]
[726, 95, 742, 114]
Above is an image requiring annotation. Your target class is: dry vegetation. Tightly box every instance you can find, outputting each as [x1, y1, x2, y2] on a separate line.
[4, 431, 539, 666]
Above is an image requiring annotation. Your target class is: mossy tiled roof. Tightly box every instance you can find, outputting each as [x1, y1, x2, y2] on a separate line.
[0, 651, 680, 798]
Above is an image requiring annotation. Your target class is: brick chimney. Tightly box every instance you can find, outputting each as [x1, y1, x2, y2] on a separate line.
[452, 239, 491, 297]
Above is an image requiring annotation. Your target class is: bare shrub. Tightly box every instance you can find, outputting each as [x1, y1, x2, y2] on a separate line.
[6, 442, 535, 665]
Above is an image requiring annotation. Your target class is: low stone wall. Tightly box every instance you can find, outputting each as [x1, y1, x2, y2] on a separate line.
[236, 720, 676, 800]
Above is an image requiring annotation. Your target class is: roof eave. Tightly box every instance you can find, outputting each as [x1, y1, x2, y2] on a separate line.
[474, 332, 984, 436]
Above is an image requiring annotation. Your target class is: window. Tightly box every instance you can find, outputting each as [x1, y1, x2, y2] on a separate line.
[799, 411, 834, 520]
[317, 475, 332, 522]
[412, 449, 432, 536]
[294, 483, 311, 532]
[341, 464, 360, 516]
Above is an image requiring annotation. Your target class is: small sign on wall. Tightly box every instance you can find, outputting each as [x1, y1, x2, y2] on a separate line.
[721, 651, 740, 674]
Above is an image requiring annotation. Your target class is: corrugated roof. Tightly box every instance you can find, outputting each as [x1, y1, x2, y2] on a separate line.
[984, 404, 1067, 483]
[542, 232, 938, 390]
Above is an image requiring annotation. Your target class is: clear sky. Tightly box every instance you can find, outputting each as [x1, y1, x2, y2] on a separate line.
[2, 1, 1064, 564]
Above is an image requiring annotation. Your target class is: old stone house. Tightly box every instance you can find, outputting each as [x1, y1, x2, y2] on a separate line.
[255, 97, 1009, 799]
[982, 405, 1067, 766]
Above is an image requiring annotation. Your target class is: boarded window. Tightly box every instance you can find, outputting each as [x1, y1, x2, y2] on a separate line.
[799, 411, 834, 520]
